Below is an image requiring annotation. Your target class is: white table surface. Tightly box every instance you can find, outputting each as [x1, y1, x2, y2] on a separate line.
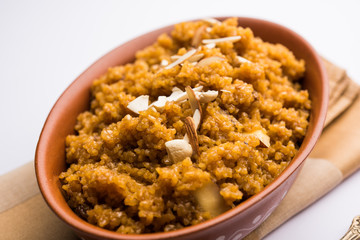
[1, 0, 359, 239]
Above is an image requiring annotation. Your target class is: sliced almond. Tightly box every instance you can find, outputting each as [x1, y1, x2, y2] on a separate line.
[205, 43, 216, 49]
[165, 139, 193, 163]
[168, 89, 187, 102]
[192, 25, 206, 47]
[251, 130, 270, 148]
[167, 86, 204, 103]
[172, 86, 183, 92]
[185, 86, 202, 117]
[170, 55, 181, 61]
[171, 53, 204, 63]
[194, 182, 230, 217]
[236, 56, 251, 64]
[193, 86, 204, 92]
[165, 49, 197, 70]
[160, 59, 169, 66]
[220, 89, 231, 93]
[197, 56, 225, 67]
[193, 109, 201, 130]
[126, 95, 149, 114]
[188, 53, 204, 62]
[185, 117, 200, 156]
[149, 96, 168, 110]
[202, 18, 221, 25]
[202, 36, 241, 45]
[196, 90, 218, 103]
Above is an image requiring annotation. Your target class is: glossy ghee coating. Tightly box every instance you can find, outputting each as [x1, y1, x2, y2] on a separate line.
[60, 17, 311, 234]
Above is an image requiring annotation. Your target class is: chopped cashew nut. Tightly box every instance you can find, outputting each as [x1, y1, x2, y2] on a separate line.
[185, 117, 200, 156]
[202, 36, 241, 44]
[126, 95, 149, 114]
[165, 49, 197, 69]
[197, 56, 225, 67]
[165, 139, 193, 163]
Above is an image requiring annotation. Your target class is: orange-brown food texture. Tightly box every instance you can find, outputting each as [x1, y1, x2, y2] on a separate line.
[60, 17, 311, 233]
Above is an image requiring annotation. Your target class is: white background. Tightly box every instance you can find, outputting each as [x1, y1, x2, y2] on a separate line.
[1, 0, 359, 239]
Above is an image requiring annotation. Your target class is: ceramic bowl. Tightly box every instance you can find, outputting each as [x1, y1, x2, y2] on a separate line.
[35, 17, 328, 240]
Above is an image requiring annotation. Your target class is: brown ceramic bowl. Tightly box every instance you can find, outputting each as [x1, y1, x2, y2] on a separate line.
[35, 17, 328, 240]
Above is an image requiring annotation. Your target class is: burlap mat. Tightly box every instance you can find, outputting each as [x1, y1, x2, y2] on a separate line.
[0, 59, 359, 240]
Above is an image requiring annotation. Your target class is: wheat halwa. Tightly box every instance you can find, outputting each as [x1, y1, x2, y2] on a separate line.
[60, 17, 311, 234]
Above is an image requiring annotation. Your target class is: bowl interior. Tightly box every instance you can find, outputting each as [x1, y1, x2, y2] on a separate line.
[35, 17, 327, 239]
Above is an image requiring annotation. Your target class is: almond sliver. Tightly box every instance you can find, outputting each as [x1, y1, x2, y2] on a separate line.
[202, 36, 241, 44]
[185, 117, 200, 156]
[193, 109, 201, 130]
[149, 96, 168, 110]
[185, 86, 202, 116]
[127, 95, 149, 114]
[248, 130, 270, 148]
[196, 90, 218, 103]
[236, 56, 251, 64]
[197, 56, 225, 67]
[165, 49, 197, 70]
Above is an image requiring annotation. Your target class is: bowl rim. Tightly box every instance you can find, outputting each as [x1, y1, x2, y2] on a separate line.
[35, 16, 328, 239]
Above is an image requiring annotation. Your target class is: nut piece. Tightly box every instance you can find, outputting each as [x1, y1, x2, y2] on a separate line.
[202, 36, 241, 44]
[193, 109, 201, 130]
[236, 56, 251, 64]
[126, 95, 149, 114]
[192, 25, 206, 47]
[220, 89, 231, 93]
[165, 49, 197, 70]
[160, 59, 169, 66]
[185, 86, 202, 117]
[252, 130, 270, 148]
[196, 90, 218, 103]
[165, 139, 193, 163]
[188, 53, 205, 62]
[168, 86, 203, 103]
[185, 117, 200, 156]
[149, 96, 168, 110]
[197, 56, 225, 67]
[171, 53, 204, 63]
[205, 43, 216, 49]
[194, 182, 230, 217]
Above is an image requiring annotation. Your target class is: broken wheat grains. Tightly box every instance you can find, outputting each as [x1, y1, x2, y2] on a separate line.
[60, 17, 311, 234]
